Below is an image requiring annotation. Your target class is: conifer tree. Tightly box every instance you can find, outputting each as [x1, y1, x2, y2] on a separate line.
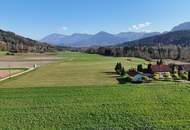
[120, 67, 126, 76]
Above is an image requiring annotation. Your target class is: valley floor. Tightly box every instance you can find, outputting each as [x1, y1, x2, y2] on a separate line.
[0, 51, 148, 88]
[0, 51, 189, 129]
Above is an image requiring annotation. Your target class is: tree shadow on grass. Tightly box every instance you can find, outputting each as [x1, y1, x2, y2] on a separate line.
[102, 71, 117, 75]
[103, 71, 132, 84]
[116, 77, 128, 84]
[102, 71, 120, 78]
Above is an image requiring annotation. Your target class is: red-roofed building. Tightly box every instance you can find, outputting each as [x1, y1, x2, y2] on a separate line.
[151, 65, 172, 73]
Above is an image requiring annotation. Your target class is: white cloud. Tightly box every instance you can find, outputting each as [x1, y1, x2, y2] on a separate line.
[61, 26, 68, 31]
[128, 22, 151, 31]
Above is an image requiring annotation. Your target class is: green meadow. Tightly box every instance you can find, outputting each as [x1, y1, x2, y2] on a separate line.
[0, 51, 149, 88]
[0, 51, 190, 129]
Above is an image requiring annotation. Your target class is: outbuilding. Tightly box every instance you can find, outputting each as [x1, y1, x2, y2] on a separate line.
[132, 74, 143, 83]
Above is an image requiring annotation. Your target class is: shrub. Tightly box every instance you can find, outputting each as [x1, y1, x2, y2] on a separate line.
[153, 73, 160, 80]
[126, 59, 132, 61]
[142, 76, 149, 81]
[172, 73, 180, 80]
[6, 52, 15, 56]
[162, 72, 172, 81]
[184, 72, 188, 75]
[163, 72, 171, 78]
[125, 76, 132, 82]
[157, 59, 164, 65]
[137, 64, 143, 72]
[147, 64, 152, 73]
[142, 76, 152, 83]
[180, 73, 188, 80]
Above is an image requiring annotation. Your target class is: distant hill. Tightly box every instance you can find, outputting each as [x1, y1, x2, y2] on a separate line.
[41, 33, 67, 45]
[41, 31, 161, 47]
[41, 33, 92, 46]
[172, 22, 190, 32]
[142, 32, 161, 38]
[0, 29, 55, 53]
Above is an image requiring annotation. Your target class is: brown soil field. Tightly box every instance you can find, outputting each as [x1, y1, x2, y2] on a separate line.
[0, 69, 23, 79]
[0, 53, 62, 68]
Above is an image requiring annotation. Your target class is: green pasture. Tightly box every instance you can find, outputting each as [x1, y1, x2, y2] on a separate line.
[0, 51, 149, 88]
[0, 51, 189, 129]
[0, 83, 190, 129]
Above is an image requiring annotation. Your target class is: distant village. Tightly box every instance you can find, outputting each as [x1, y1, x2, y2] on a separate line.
[115, 59, 190, 84]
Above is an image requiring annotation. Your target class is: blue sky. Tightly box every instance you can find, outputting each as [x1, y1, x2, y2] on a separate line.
[0, 0, 190, 40]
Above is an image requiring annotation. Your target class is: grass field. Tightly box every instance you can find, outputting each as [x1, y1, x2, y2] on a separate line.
[0, 51, 190, 129]
[0, 51, 149, 88]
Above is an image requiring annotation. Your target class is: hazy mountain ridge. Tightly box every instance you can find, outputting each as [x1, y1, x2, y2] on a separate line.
[172, 22, 190, 32]
[73, 31, 126, 47]
[41, 31, 161, 47]
[118, 21, 190, 47]
[120, 30, 190, 47]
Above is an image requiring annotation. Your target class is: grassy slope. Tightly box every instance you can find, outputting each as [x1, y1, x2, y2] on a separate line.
[0, 51, 190, 129]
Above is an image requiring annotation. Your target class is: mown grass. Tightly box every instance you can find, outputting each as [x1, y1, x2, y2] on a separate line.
[0, 51, 149, 88]
[0, 51, 8, 56]
[0, 51, 189, 129]
[0, 82, 190, 129]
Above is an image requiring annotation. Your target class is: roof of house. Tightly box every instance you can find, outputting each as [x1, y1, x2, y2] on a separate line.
[151, 65, 172, 72]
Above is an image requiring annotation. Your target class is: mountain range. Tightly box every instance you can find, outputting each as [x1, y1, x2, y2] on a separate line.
[1, 21, 190, 53]
[116, 22, 190, 47]
[41, 31, 161, 47]
[41, 21, 190, 47]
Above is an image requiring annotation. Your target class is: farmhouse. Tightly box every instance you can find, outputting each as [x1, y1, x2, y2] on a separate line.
[115, 62, 190, 83]
[150, 64, 172, 79]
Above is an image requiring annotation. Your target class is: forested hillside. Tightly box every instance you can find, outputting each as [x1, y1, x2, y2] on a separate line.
[0, 29, 55, 53]
[85, 30, 190, 61]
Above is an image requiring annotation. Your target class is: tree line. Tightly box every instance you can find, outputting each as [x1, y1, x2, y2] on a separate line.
[85, 45, 190, 62]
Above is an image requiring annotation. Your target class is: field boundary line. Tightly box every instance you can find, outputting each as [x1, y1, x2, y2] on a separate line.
[0, 67, 37, 82]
